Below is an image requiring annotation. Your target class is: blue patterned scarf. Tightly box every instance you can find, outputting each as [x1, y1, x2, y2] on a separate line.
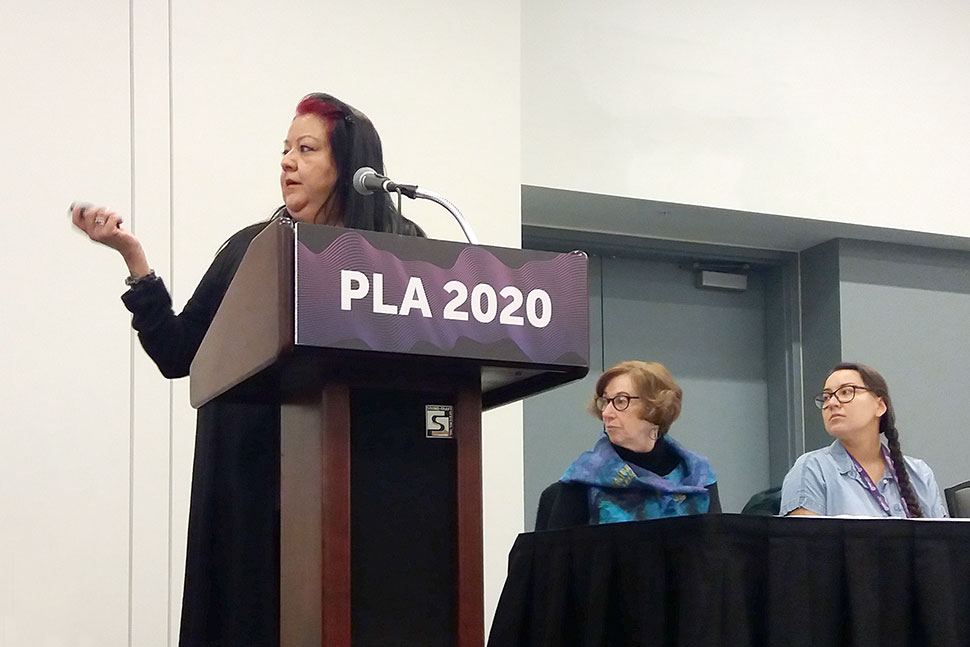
[561, 433, 717, 524]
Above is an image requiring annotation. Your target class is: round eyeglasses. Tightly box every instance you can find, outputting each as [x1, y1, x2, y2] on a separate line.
[814, 385, 874, 409]
[594, 394, 640, 412]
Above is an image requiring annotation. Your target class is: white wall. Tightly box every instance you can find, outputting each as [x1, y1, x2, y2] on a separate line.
[1, 2, 134, 645]
[1, 1, 520, 644]
[522, 1, 970, 237]
[10, 1, 968, 643]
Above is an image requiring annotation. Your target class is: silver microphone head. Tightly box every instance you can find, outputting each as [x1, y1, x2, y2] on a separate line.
[353, 166, 377, 196]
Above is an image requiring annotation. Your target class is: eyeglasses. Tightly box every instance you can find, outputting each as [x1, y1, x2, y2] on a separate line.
[814, 385, 874, 409]
[594, 394, 640, 412]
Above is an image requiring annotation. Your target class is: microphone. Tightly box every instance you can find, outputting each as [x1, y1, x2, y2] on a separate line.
[351, 166, 480, 244]
[353, 167, 400, 196]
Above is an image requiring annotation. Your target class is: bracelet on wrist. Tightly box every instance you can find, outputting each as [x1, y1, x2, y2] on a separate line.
[125, 269, 157, 288]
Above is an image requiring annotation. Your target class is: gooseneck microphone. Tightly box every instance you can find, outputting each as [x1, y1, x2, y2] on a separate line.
[351, 166, 479, 244]
[353, 167, 404, 196]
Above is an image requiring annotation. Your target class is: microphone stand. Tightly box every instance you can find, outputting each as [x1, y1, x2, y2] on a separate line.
[395, 184, 480, 245]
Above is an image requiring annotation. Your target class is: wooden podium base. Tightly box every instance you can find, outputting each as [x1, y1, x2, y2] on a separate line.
[280, 377, 483, 647]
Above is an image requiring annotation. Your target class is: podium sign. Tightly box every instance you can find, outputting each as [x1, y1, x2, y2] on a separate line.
[295, 225, 588, 368]
[191, 221, 589, 410]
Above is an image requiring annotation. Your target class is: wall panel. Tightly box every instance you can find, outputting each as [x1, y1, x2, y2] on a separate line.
[0, 2, 133, 645]
[522, 1, 970, 236]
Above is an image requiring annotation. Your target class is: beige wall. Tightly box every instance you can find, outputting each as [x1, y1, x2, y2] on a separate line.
[1, 1, 520, 644]
[6, 1, 970, 644]
[523, 1, 970, 237]
[2, 1, 134, 645]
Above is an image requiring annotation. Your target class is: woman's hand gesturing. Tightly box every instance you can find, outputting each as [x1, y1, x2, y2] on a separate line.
[70, 202, 151, 278]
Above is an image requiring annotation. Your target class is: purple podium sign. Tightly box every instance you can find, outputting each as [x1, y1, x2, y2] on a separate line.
[294, 225, 588, 371]
[190, 219, 589, 410]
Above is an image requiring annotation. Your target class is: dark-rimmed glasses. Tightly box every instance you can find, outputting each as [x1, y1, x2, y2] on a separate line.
[814, 385, 874, 409]
[594, 394, 640, 412]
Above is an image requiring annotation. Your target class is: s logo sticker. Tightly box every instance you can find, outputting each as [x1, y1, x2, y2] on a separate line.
[425, 405, 454, 438]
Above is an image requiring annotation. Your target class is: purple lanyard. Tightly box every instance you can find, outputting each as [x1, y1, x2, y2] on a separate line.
[846, 446, 910, 518]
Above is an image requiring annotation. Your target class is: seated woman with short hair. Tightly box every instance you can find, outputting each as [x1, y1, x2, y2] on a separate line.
[781, 362, 947, 518]
[535, 360, 720, 531]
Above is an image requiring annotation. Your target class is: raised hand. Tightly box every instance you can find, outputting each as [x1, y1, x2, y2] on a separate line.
[70, 202, 151, 278]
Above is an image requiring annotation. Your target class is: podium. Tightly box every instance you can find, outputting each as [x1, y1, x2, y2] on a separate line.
[189, 219, 588, 647]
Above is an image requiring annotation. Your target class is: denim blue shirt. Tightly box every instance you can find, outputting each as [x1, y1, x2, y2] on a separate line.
[780, 440, 948, 518]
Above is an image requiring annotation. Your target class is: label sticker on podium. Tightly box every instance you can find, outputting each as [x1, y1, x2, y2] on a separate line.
[425, 404, 454, 438]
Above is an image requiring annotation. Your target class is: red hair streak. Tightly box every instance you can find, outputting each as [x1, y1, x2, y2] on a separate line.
[295, 96, 343, 134]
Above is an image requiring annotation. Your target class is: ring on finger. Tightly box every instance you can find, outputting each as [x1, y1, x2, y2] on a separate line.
[94, 218, 106, 225]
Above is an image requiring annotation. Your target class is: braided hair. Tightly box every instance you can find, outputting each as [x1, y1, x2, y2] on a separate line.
[831, 362, 924, 518]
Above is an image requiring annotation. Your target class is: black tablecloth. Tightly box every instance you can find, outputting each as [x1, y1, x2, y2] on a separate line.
[487, 514, 970, 647]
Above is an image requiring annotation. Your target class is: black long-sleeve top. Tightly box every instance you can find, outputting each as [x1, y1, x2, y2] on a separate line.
[122, 222, 279, 647]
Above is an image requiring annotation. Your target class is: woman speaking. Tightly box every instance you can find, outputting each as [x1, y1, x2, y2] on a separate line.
[71, 93, 423, 647]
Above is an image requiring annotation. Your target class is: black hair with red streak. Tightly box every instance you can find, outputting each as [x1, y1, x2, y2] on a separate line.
[288, 92, 423, 236]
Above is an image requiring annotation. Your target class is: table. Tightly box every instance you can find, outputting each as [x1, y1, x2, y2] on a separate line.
[487, 514, 970, 647]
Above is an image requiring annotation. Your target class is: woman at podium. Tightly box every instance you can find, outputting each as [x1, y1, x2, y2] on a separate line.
[70, 92, 423, 646]
[536, 360, 720, 530]
[781, 362, 947, 518]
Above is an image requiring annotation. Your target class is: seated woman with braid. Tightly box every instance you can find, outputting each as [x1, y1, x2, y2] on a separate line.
[781, 362, 947, 518]
[535, 360, 720, 531]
